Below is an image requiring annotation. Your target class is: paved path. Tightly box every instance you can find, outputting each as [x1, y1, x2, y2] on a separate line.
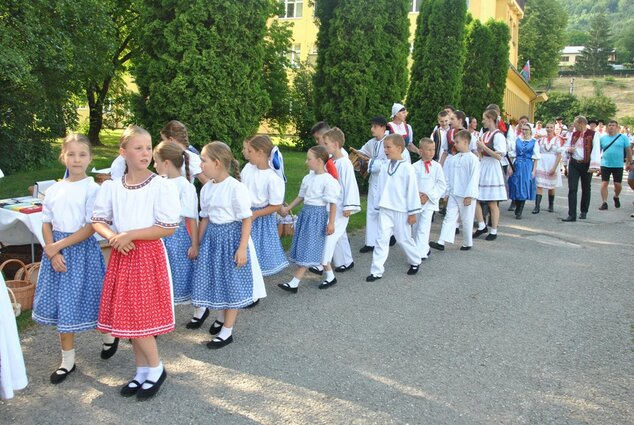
[2, 179, 633, 424]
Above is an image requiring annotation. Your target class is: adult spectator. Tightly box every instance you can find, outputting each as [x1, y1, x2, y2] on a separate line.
[598, 120, 632, 210]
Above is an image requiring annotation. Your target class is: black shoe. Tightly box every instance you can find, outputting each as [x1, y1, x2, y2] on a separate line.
[100, 337, 119, 359]
[308, 266, 323, 275]
[136, 369, 167, 401]
[120, 380, 143, 397]
[455, 228, 460, 235]
[485, 233, 497, 241]
[429, 241, 445, 251]
[420, 250, 431, 261]
[389, 235, 397, 246]
[407, 264, 419, 275]
[359, 245, 374, 253]
[561, 216, 576, 222]
[319, 277, 337, 289]
[244, 299, 260, 309]
[460, 246, 472, 251]
[548, 205, 554, 213]
[507, 202, 516, 211]
[365, 274, 382, 282]
[209, 320, 224, 335]
[579, 212, 587, 219]
[598, 202, 608, 211]
[532, 206, 540, 214]
[473, 227, 488, 238]
[207, 335, 233, 349]
[334, 262, 354, 273]
[277, 282, 298, 293]
[185, 309, 209, 329]
[50, 364, 76, 384]
[614, 197, 621, 208]
[439, 207, 447, 216]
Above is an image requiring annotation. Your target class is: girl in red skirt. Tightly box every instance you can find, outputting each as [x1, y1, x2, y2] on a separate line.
[92, 125, 180, 401]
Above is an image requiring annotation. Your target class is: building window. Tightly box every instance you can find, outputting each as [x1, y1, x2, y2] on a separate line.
[280, 0, 303, 18]
[288, 43, 301, 68]
[560, 56, 569, 62]
[307, 46, 318, 67]
[411, 0, 421, 12]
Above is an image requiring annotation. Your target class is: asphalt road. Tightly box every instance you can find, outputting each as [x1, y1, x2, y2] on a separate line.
[2, 177, 633, 424]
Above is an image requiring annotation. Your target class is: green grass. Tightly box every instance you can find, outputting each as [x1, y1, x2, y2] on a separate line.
[16, 310, 35, 333]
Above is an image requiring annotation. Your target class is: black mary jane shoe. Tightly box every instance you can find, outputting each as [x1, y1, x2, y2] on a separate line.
[244, 299, 260, 309]
[359, 245, 375, 253]
[407, 264, 420, 275]
[101, 337, 120, 359]
[365, 274, 382, 282]
[185, 309, 210, 329]
[308, 266, 323, 276]
[209, 320, 224, 336]
[207, 335, 234, 349]
[120, 379, 143, 397]
[485, 233, 498, 241]
[50, 364, 76, 384]
[136, 369, 167, 401]
[389, 235, 397, 246]
[429, 241, 445, 251]
[277, 283, 298, 293]
[460, 246, 472, 251]
[473, 227, 488, 238]
[334, 262, 354, 273]
[319, 277, 337, 289]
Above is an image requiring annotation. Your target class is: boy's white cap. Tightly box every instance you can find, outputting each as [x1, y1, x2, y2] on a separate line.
[390, 103, 406, 118]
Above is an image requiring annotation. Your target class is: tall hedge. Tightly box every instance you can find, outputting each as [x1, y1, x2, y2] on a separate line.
[407, 0, 467, 136]
[486, 19, 511, 112]
[460, 18, 493, 117]
[314, 0, 410, 147]
[132, 0, 272, 151]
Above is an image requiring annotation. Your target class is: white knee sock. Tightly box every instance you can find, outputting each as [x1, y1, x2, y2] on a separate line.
[58, 349, 75, 373]
[142, 362, 164, 389]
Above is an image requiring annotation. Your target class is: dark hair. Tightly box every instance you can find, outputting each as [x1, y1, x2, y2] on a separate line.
[155, 140, 191, 182]
[453, 110, 467, 129]
[370, 116, 388, 127]
[310, 121, 330, 136]
[438, 110, 450, 118]
[587, 119, 598, 125]
[608, 119, 618, 125]
[519, 115, 530, 121]
[443, 104, 456, 112]
[160, 120, 190, 147]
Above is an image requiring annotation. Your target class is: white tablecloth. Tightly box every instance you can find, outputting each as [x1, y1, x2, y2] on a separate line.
[0, 209, 44, 246]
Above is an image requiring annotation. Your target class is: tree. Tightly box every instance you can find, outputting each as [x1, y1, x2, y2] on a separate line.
[575, 12, 614, 75]
[132, 0, 272, 152]
[314, 0, 410, 147]
[262, 20, 293, 133]
[615, 23, 634, 64]
[289, 62, 316, 151]
[460, 18, 493, 117]
[518, 0, 568, 85]
[534, 91, 580, 124]
[578, 94, 617, 121]
[565, 29, 589, 46]
[486, 19, 511, 111]
[407, 0, 467, 136]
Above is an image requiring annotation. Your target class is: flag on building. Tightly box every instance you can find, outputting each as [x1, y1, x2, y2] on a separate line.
[520, 60, 531, 81]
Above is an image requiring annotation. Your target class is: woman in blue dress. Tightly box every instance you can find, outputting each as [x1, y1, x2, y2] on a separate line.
[508, 124, 541, 219]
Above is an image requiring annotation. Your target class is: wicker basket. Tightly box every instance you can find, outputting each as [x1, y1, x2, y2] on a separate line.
[0, 243, 43, 277]
[14, 262, 40, 286]
[7, 286, 21, 317]
[1, 259, 36, 310]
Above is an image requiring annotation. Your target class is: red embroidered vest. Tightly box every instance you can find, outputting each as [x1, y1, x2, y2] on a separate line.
[571, 129, 595, 163]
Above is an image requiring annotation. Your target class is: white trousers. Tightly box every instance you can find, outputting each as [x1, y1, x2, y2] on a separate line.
[438, 195, 476, 247]
[322, 215, 350, 266]
[332, 231, 353, 267]
[413, 209, 434, 259]
[370, 209, 421, 277]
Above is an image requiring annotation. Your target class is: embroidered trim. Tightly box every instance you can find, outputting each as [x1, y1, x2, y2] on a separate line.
[122, 173, 157, 190]
[387, 160, 404, 176]
[91, 217, 113, 225]
[155, 221, 179, 228]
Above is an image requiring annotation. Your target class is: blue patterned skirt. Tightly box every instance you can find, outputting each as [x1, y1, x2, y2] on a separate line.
[191, 221, 254, 309]
[251, 207, 289, 276]
[289, 205, 328, 267]
[32, 232, 105, 333]
[163, 221, 195, 304]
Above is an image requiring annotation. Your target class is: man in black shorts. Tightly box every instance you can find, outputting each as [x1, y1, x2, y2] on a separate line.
[598, 120, 632, 210]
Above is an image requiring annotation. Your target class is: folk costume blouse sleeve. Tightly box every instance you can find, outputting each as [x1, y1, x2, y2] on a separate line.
[154, 178, 181, 228]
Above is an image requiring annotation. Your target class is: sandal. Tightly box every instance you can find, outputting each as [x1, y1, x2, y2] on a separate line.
[185, 308, 209, 329]
[209, 320, 224, 336]
[100, 337, 120, 359]
[50, 364, 76, 384]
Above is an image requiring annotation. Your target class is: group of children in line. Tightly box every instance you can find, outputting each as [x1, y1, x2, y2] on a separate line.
[30, 100, 580, 401]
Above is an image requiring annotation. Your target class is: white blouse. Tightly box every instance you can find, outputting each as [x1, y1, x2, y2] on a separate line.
[110, 155, 126, 180]
[298, 172, 340, 207]
[199, 177, 252, 225]
[170, 176, 198, 219]
[182, 150, 202, 183]
[92, 174, 180, 232]
[42, 177, 100, 233]
[240, 165, 285, 208]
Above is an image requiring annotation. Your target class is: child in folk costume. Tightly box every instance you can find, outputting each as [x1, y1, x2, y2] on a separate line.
[153, 141, 202, 326]
[32, 134, 110, 384]
[431, 110, 451, 161]
[278, 146, 340, 293]
[430, 130, 480, 252]
[533, 123, 563, 213]
[366, 134, 422, 281]
[191, 142, 264, 348]
[92, 126, 180, 400]
[412, 138, 446, 260]
[242, 135, 288, 293]
[473, 109, 508, 241]
[439, 110, 470, 167]
[317, 128, 361, 288]
[160, 120, 208, 184]
[388, 103, 416, 163]
[353, 116, 389, 253]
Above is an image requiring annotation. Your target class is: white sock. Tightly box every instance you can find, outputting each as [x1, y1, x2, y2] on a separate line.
[315, 265, 324, 271]
[478, 221, 486, 230]
[490, 228, 498, 235]
[324, 269, 335, 281]
[142, 362, 164, 389]
[437, 240, 445, 246]
[217, 326, 233, 340]
[288, 277, 300, 288]
[130, 366, 149, 387]
[102, 333, 115, 344]
[58, 349, 75, 373]
[193, 307, 207, 319]
[216, 310, 225, 323]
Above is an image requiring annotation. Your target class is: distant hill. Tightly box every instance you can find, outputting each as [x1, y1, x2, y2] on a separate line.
[559, 0, 634, 31]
